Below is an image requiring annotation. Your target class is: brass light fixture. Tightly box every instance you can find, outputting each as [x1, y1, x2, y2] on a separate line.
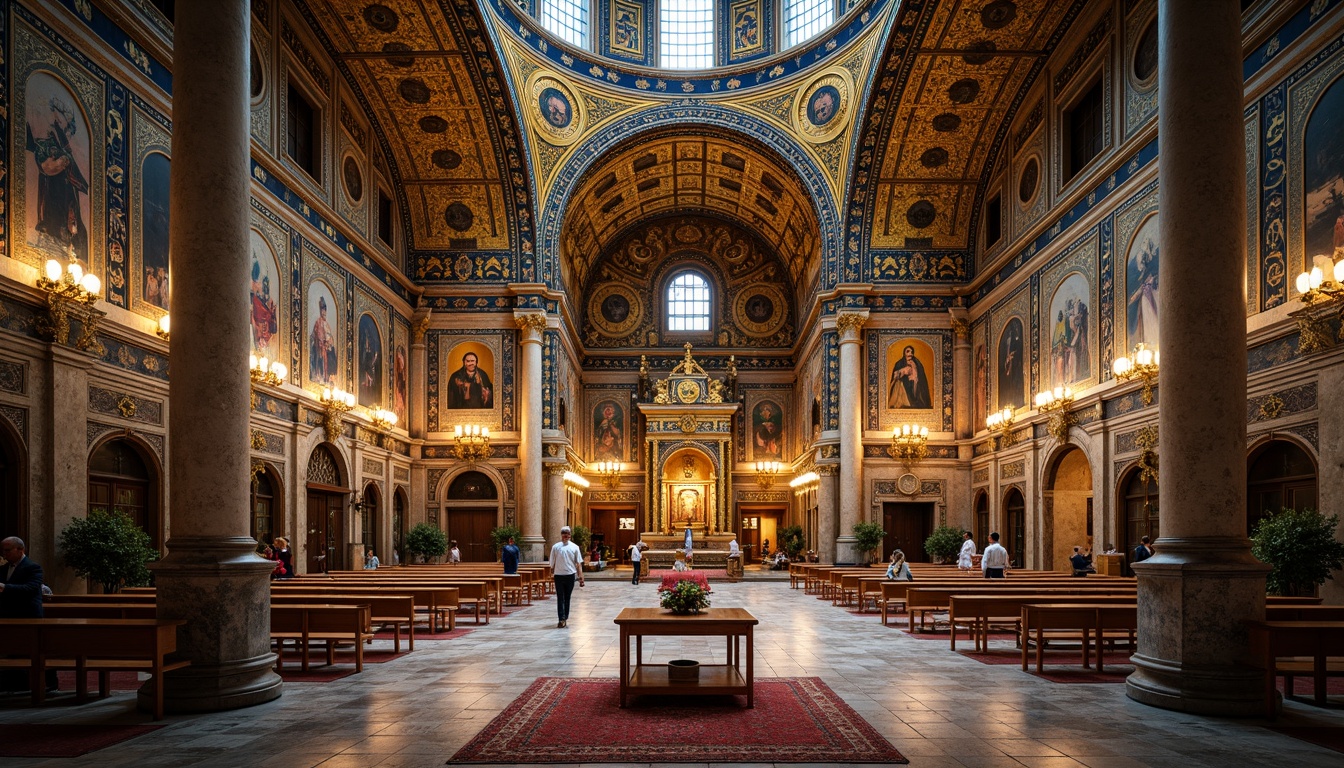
[1112, 343, 1160, 405]
[563, 470, 590, 494]
[452, 424, 492, 462]
[1291, 253, 1344, 354]
[36, 255, 104, 354]
[888, 424, 929, 463]
[789, 471, 820, 496]
[369, 407, 398, 431]
[250, 354, 288, 386]
[319, 387, 356, 443]
[986, 407, 1017, 448]
[1035, 387, 1076, 444]
[754, 460, 782, 489]
[155, 314, 171, 342]
[592, 460, 622, 488]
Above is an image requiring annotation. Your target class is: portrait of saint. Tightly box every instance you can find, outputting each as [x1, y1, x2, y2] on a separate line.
[24, 72, 92, 264]
[249, 231, 282, 361]
[744, 293, 774, 323]
[141, 152, 171, 309]
[1126, 215, 1160, 348]
[1048, 273, 1092, 389]
[393, 344, 408, 421]
[538, 87, 572, 130]
[446, 346, 494, 409]
[752, 401, 783, 459]
[732, 3, 760, 52]
[593, 400, 624, 461]
[1303, 73, 1344, 262]
[358, 314, 383, 407]
[997, 317, 1025, 410]
[307, 282, 340, 386]
[887, 341, 933, 410]
[807, 85, 841, 127]
[601, 293, 629, 324]
[974, 341, 988, 428]
[674, 488, 701, 525]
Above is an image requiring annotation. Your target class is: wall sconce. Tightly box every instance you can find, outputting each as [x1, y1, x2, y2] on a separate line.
[452, 424, 492, 462]
[986, 408, 1017, 448]
[35, 255, 104, 353]
[789, 471, 820, 496]
[1035, 387, 1076, 443]
[155, 314, 171, 342]
[369, 407, 398, 431]
[250, 354, 288, 386]
[592, 460, 621, 488]
[563, 470, 590, 494]
[754, 460, 782, 489]
[888, 424, 929, 463]
[1112, 343, 1160, 405]
[1292, 253, 1344, 353]
[319, 387, 355, 443]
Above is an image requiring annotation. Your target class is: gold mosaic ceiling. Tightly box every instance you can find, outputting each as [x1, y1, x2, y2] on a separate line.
[868, 0, 1077, 250]
[559, 134, 821, 296]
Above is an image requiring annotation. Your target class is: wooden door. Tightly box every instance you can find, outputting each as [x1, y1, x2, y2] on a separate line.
[591, 507, 637, 562]
[882, 502, 933, 563]
[306, 491, 345, 573]
[447, 508, 495, 562]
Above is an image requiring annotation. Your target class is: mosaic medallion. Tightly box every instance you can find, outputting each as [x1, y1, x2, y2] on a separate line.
[733, 284, 786, 338]
[589, 283, 642, 337]
[528, 74, 583, 146]
[795, 70, 851, 144]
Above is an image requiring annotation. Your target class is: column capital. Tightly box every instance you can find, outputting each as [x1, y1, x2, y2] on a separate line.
[514, 311, 548, 343]
[412, 311, 431, 344]
[834, 311, 868, 343]
[949, 307, 971, 342]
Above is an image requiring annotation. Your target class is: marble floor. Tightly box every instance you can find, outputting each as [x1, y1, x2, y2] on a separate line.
[3, 578, 1341, 768]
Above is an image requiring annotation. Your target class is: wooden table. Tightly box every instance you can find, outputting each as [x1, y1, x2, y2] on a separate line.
[613, 607, 758, 708]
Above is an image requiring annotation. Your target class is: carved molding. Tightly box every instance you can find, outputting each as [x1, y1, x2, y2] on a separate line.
[0, 360, 25, 394]
[0, 405, 28, 445]
[89, 386, 163, 425]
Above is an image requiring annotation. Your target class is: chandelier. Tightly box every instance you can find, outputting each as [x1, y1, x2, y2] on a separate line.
[888, 424, 929, 463]
[250, 354, 288, 386]
[36, 254, 104, 354]
[789, 471, 819, 496]
[452, 424, 492, 462]
[1292, 253, 1344, 354]
[1034, 387, 1076, 443]
[986, 407, 1017, 448]
[754, 460, 783, 489]
[1112, 343, 1160, 405]
[318, 387, 356, 443]
[593, 460, 622, 488]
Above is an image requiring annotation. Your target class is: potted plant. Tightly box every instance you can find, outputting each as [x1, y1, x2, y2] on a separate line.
[569, 524, 591, 553]
[489, 524, 522, 560]
[59, 508, 158, 593]
[780, 525, 806, 561]
[660, 579, 712, 615]
[1251, 507, 1344, 596]
[405, 523, 448, 564]
[924, 525, 966, 565]
[852, 521, 886, 565]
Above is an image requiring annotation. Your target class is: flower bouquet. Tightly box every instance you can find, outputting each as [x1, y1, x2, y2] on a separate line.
[659, 578, 711, 615]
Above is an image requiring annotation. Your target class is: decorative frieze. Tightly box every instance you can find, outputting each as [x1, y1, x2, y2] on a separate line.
[1000, 459, 1025, 479]
[362, 457, 385, 476]
[737, 490, 788, 502]
[255, 430, 285, 456]
[589, 490, 640, 502]
[393, 465, 410, 482]
[973, 467, 989, 485]
[1054, 16, 1112, 94]
[1247, 383, 1316, 423]
[427, 469, 448, 501]
[0, 405, 28, 444]
[89, 386, 163, 425]
[281, 20, 329, 91]
[0, 360, 25, 394]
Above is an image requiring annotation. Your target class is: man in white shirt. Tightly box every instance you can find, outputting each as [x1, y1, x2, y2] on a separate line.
[981, 532, 1009, 578]
[728, 537, 740, 558]
[549, 526, 585, 628]
[629, 538, 644, 586]
[449, 541, 461, 564]
[958, 531, 976, 573]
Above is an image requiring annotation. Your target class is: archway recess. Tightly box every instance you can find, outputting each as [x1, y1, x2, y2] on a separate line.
[1045, 447, 1093, 571]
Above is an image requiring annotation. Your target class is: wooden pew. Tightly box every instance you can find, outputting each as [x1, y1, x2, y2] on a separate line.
[270, 604, 373, 672]
[1247, 620, 1344, 719]
[272, 593, 416, 652]
[1019, 603, 1138, 673]
[949, 593, 1137, 652]
[272, 583, 459, 633]
[901, 581, 1136, 631]
[41, 603, 159, 620]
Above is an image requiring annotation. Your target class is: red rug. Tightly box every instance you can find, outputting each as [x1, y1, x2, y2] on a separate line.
[57, 670, 143, 691]
[377, 628, 474, 641]
[448, 677, 906, 764]
[1266, 727, 1344, 754]
[276, 667, 356, 683]
[647, 569, 729, 582]
[1278, 677, 1344, 697]
[0, 724, 162, 757]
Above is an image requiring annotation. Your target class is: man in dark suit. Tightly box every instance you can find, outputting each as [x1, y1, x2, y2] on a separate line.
[1, 536, 56, 693]
[1133, 535, 1154, 566]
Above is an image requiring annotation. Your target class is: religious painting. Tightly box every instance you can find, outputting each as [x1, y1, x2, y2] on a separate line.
[610, 0, 644, 59]
[357, 314, 383, 407]
[996, 317, 1025, 410]
[1303, 72, 1344, 263]
[673, 488, 702, 527]
[140, 152, 171, 310]
[730, 0, 762, 58]
[974, 337, 989, 429]
[444, 341, 495, 410]
[807, 85, 842, 127]
[886, 339, 935, 410]
[592, 399, 625, 461]
[306, 280, 341, 387]
[538, 86, 572, 130]
[1047, 273, 1093, 389]
[1124, 214, 1160, 348]
[249, 230, 283, 362]
[24, 71, 92, 265]
[393, 344, 408, 422]
[751, 400, 784, 459]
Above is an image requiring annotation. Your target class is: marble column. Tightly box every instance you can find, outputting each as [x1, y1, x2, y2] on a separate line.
[835, 312, 867, 563]
[950, 308, 972, 440]
[543, 463, 567, 554]
[1125, 0, 1266, 716]
[816, 464, 838, 564]
[515, 313, 546, 562]
[151, 0, 282, 713]
[409, 310, 430, 440]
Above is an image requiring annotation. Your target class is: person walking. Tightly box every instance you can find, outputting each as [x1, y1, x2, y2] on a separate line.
[981, 532, 1009, 578]
[629, 538, 644, 585]
[958, 531, 976, 574]
[549, 526, 585, 628]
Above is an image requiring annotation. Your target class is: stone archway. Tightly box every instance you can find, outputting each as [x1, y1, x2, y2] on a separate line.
[1044, 447, 1093, 571]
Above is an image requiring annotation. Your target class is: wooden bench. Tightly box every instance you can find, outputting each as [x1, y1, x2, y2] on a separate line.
[949, 593, 1137, 652]
[42, 603, 160, 619]
[1020, 603, 1138, 673]
[1247, 620, 1344, 719]
[0, 618, 189, 720]
[272, 594, 416, 652]
[273, 583, 459, 633]
[270, 604, 374, 672]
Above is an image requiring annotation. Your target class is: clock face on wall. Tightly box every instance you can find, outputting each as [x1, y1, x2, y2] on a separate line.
[677, 379, 701, 403]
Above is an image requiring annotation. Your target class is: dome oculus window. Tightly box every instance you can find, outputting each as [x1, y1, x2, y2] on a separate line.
[785, 0, 833, 48]
[660, 0, 715, 70]
[540, 0, 589, 48]
[667, 272, 712, 331]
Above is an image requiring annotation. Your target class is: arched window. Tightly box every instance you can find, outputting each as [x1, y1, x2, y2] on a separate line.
[784, 0, 833, 48]
[1248, 440, 1317, 532]
[540, 0, 589, 47]
[89, 438, 158, 549]
[667, 271, 711, 331]
[660, 0, 714, 69]
[251, 467, 277, 545]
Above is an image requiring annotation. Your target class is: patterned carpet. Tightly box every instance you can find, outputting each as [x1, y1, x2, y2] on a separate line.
[1, 724, 163, 757]
[448, 676, 907, 764]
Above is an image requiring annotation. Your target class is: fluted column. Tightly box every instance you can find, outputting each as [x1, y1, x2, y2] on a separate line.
[1125, 0, 1266, 716]
[816, 464, 838, 564]
[409, 310, 430, 439]
[835, 311, 867, 563]
[543, 462, 567, 553]
[152, 0, 281, 714]
[950, 308, 972, 439]
[515, 313, 547, 562]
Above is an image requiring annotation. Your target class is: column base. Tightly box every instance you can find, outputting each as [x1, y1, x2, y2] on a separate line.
[1125, 536, 1269, 717]
[834, 536, 860, 566]
[521, 536, 547, 564]
[149, 536, 283, 714]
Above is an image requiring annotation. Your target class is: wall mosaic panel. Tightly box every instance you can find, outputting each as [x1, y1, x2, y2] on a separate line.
[1000, 459, 1025, 479]
[866, 329, 953, 433]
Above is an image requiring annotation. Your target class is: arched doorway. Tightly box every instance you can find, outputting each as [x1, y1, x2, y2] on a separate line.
[1247, 439, 1318, 533]
[0, 421, 25, 543]
[88, 437, 160, 550]
[359, 482, 380, 563]
[251, 464, 283, 546]
[305, 444, 348, 574]
[393, 487, 408, 565]
[1119, 466, 1158, 576]
[1044, 447, 1093, 571]
[974, 490, 990, 548]
[1003, 487, 1026, 569]
[445, 471, 497, 562]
